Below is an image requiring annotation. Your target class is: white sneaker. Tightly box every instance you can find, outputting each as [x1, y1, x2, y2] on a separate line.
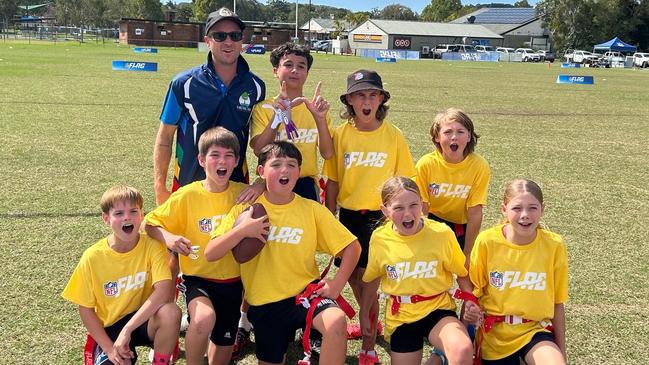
[180, 313, 189, 333]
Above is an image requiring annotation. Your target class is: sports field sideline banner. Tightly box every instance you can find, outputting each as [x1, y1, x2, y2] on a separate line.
[556, 75, 594, 84]
[112, 61, 158, 72]
[442, 52, 500, 62]
[360, 49, 420, 60]
[134, 47, 158, 53]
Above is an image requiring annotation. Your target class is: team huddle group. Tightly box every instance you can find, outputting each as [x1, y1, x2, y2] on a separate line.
[61, 7, 569, 365]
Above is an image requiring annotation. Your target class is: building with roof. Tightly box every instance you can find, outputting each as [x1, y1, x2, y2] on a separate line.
[450, 7, 550, 50]
[300, 18, 354, 41]
[348, 19, 503, 55]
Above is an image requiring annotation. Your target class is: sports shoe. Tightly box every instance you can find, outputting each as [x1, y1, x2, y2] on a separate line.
[358, 352, 381, 365]
[180, 313, 189, 333]
[231, 327, 250, 360]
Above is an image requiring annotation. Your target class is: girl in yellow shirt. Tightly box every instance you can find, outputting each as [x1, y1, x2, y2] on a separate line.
[470, 179, 568, 365]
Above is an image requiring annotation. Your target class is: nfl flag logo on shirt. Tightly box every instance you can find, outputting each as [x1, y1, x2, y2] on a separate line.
[104, 282, 119, 297]
[489, 271, 504, 289]
[386, 265, 399, 281]
[199, 218, 213, 233]
[429, 183, 440, 196]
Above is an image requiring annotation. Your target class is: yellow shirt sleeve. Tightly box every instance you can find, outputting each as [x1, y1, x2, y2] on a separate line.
[554, 240, 569, 303]
[395, 132, 416, 178]
[466, 154, 491, 208]
[250, 99, 275, 144]
[415, 155, 431, 204]
[144, 190, 186, 234]
[61, 253, 95, 308]
[444, 228, 468, 277]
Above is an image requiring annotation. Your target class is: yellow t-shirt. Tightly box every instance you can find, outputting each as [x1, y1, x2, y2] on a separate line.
[470, 224, 569, 360]
[363, 218, 467, 339]
[212, 193, 357, 306]
[415, 150, 490, 224]
[61, 233, 171, 327]
[145, 181, 246, 280]
[322, 120, 416, 211]
[251, 99, 332, 178]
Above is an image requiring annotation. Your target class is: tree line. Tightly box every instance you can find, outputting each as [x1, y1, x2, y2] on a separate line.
[3, 0, 648, 51]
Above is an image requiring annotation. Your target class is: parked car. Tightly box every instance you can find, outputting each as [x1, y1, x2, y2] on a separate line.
[496, 47, 515, 53]
[454, 44, 476, 52]
[515, 48, 541, 62]
[536, 50, 555, 62]
[634, 52, 649, 68]
[432, 44, 459, 59]
[569, 50, 600, 65]
[475, 45, 494, 52]
[563, 49, 574, 62]
[312, 40, 330, 51]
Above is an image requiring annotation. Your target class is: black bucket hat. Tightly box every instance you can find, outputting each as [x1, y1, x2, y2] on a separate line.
[340, 69, 391, 105]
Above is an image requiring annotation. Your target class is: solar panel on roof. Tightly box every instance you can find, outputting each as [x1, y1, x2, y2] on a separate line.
[473, 8, 537, 24]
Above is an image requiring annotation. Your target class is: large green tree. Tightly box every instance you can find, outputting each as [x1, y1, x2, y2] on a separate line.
[421, 0, 462, 22]
[0, 0, 19, 30]
[379, 4, 418, 20]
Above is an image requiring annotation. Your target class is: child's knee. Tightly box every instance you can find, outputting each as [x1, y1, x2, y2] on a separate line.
[445, 340, 473, 365]
[188, 308, 216, 334]
[156, 302, 182, 326]
[319, 308, 347, 338]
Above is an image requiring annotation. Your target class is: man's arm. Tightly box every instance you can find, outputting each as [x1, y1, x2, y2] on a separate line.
[153, 123, 177, 205]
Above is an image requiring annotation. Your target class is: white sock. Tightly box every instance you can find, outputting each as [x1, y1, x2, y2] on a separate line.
[238, 311, 252, 331]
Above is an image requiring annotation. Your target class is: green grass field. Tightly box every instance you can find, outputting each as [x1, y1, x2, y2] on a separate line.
[1, 40, 648, 364]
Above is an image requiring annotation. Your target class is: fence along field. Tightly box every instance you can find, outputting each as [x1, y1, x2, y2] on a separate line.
[0, 41, 647, 364]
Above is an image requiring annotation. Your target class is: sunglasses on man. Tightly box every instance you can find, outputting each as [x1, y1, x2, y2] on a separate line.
[209, 31, 243, 42]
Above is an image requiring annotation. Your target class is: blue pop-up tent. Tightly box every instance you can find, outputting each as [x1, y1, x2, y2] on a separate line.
[593, 37, 637, 53]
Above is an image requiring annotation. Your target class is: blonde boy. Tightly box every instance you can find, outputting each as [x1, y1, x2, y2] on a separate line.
[62, 185, 180, 365]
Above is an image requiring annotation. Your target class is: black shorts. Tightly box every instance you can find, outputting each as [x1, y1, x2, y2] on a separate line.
[482, 331, 556, 365]
[335, 208, 383, 269]
[429, 213, 467, 250]
[390, 309, 457, 353]
[293, 176, 319, 202]
[248, 294, 338, 363]
[181, 275, 243, 346]
[94, 312, 152, 364]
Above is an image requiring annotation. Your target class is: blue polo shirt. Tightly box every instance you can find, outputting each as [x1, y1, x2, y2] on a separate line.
[160, 53, 265, 188]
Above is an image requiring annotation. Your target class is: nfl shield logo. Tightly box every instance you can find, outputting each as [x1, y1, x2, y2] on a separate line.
[199, 218, 212, 234]
[429, 183, 440, 196]
[104, 281, 118, 297]
[490, 271, 504, 289]
[344, 153, 351, 168]
[386, 265, 399, 281]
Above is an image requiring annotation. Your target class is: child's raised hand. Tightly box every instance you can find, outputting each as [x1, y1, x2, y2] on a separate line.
[303, 81, 330, 122]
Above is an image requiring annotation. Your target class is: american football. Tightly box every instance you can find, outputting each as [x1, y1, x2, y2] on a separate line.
[231, 203, 268, 263]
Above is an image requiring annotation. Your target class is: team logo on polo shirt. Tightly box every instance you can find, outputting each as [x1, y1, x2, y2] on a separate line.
[490, 271, 504, 289]
[198, 218, 212, 233]
[104, 281, 119, 297]
[237, 91, 251, 112]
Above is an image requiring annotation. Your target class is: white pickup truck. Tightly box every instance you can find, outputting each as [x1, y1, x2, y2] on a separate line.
[566, 50, 600, 64]
[634, 53, 649, 68]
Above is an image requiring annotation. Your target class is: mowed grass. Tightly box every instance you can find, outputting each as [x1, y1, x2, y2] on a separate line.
[1, 41, 648, 365]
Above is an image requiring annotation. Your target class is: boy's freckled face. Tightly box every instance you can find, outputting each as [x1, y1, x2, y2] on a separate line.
[103, 200, 143, 243]
[273, 54, 309, 89]
[199, 145, 238, 186]
[258, 155, 300, 193]
[435, 120, 470, 163]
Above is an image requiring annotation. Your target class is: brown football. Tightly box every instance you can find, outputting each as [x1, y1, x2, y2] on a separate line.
[231, 203, 268, 263]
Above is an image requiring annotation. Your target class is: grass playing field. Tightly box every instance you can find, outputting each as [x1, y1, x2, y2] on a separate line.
[0, 40, 647, 364]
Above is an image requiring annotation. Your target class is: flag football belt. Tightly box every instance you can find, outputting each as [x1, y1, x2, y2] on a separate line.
[295, 258, 356, 365]
[390, 292, 445, 315]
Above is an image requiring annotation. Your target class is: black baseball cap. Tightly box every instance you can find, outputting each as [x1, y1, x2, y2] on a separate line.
[205, 7, 245, 36]
[340, 69, 391, 104]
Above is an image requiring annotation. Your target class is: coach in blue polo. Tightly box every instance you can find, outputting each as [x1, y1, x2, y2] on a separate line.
[154, 7, 266, 205]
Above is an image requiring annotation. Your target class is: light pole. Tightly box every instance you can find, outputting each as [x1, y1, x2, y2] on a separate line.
[233, 0, 236, 13]
[295, 0, 299, 41]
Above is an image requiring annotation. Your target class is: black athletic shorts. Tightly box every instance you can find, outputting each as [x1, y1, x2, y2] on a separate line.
[335, 208, 383, 269]
[182, 275, 243, 346]
[248, 294, 338, 363]
[482, 331, 556, 365]
[293, 176, 319, 202]
[95, 311, 152, 364]
[390, 309, 457, 353]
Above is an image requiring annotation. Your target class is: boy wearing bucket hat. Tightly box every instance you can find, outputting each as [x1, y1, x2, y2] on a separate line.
[322, 69, 416, 364]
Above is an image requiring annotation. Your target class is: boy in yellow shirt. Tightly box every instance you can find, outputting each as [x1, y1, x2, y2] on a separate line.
[145, 127, 247, 365]
[205, 141, 361, 365]
[250, 42, 333, 202]
[62, 185, 180, 365]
